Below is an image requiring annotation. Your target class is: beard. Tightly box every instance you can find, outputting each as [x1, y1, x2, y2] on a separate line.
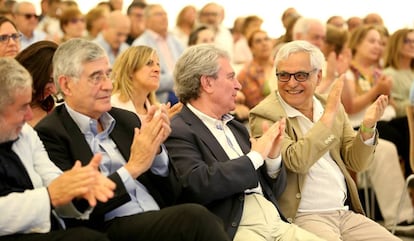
[0, 117, 20, 144]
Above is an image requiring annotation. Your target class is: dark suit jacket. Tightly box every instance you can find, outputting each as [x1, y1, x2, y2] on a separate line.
[35, 104, 181, 227]
[164, 105, 287, 239]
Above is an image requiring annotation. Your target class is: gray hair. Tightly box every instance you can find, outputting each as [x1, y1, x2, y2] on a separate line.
[292, 17, 325, 39]
[275, 40, 325, 71]
[0, 58, 32, 113]
[53, 38, 107, 85]
[173, 44, 229, 104]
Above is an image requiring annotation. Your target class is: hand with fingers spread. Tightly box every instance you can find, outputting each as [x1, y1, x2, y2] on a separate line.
[47, 154, 116, 208]
[125, 105, 170, 178]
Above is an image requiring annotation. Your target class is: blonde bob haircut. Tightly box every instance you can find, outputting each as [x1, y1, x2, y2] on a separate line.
[111, 45, 158, 105]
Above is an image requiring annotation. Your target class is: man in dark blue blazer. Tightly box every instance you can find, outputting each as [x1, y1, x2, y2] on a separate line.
[164, 44, 325, 241]
[35, 38, 230, 241]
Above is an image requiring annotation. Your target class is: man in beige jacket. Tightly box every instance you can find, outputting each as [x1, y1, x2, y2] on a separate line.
[249, 40, 400, 241]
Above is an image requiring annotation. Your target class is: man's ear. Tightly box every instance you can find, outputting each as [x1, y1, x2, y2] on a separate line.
[316, 69, 323, 86]
[59, 75, 72, 96]
[200, 75, 214, 94]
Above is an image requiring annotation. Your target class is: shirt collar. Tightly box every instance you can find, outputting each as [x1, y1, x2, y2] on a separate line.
[277, 92, 324, 121]
[187, 103, 234, 128]
[65, 103, 116, 136]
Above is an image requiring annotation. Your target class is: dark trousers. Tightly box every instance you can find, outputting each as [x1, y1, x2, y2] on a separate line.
[377, 117, 410, 177]
[0, 227, 109, 241]
[103, 203, 230, 241]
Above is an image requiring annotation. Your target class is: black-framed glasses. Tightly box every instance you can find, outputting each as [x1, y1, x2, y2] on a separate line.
[276, 69, 317, 82]
[0, 33, 22, 44]
[17, 13, 39, 20]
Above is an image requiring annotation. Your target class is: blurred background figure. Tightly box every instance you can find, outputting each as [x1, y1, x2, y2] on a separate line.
[198, 2, 233, 61]
[237, 29, 274, 109]
[85, 5, 109, 40]
[233, 15, 263, 67]
[347, 16, 363, 32]
[132, 4, 183, 105]
[0, 16, 20, 57]
[126, 1, 146, 45]
[188, 25, 215, 46]
[326, 15, 346, 29]
[37, 0, 63, 41]
[94, 10, 130, 65]
[172, 5, 196, 48]
[59, 6, 86, 43]
[12, 1, 46, 50]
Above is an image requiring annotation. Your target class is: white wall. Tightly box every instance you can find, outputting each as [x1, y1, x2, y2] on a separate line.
[27, 0, 414, 38]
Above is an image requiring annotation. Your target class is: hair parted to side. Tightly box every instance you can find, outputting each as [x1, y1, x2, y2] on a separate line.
[52, 38, 107, 88]
[15, 40, 58, 111]
[112, 45, 158, 104]
[275, 40, 325, 71]
[173, 44, 229, 104]
[0, 58, 32, 113]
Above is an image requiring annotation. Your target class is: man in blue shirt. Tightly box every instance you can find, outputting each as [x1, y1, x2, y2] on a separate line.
[35, 38, 229, 241]
[0, 57, 114, 240]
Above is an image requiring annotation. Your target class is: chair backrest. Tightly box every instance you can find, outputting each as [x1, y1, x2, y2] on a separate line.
[407, 106, 414, 172]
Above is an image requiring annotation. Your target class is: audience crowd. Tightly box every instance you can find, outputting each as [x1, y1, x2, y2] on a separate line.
[0, 0, 414, 240]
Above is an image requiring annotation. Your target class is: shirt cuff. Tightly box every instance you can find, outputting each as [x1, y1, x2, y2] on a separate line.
[150, 144, 169, 177]
[247, 151, 264, 169]
[265, 156, 282, 178]
[117, 167, 136, 193]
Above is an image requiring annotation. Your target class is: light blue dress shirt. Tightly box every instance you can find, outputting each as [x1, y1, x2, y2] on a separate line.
[65, 104, 169, 221]
[93, 33, 130, 66]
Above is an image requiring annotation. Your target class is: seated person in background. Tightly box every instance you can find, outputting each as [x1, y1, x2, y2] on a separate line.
[111, 45, 183, 120]
[59, 6, 86, 44]
[237, 29, 275, 109]
[34, 38, 230, 241]
[165, 44, 326, 241]
[0, 16, 20, 57]
[15, 40, 58, 127]
[0, 57, 114, 241]
[188, 25, 215, 46]
[249, 40, 399, 241]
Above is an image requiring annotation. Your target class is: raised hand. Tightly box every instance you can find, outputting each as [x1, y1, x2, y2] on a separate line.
[47, 154, 115, 208]
[320, 75, 345, 128]
[250, 118, 286, 160]
[125, 105, 170, 178]
[363, 94, 388, 128]
[81, 154, 116, 207]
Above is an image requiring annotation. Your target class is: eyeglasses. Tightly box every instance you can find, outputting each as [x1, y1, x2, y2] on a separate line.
[404, 38, 414, 45]
[0, 33, 22, 44]
[87, 70, 112, 85]
[69, 18, 85, 24]
[17, 13, 39, 20]
[276, 69, 317, 82]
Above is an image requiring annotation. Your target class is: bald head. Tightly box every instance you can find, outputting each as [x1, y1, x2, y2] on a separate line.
[106, 10, 130, 29]
[102, 10, 130, 51]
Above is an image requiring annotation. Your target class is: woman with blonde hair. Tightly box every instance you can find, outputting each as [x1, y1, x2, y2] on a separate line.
[111, 45, 182, 120]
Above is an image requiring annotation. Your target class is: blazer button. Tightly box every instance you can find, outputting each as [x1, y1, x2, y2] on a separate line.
[287, 217, 293, 223]
[295, 193, 301, 199]
[239, 196, 244, 201]
[231, 222, 238, 227]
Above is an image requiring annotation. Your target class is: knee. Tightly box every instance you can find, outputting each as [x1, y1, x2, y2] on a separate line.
[177, 203, 221, 225]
